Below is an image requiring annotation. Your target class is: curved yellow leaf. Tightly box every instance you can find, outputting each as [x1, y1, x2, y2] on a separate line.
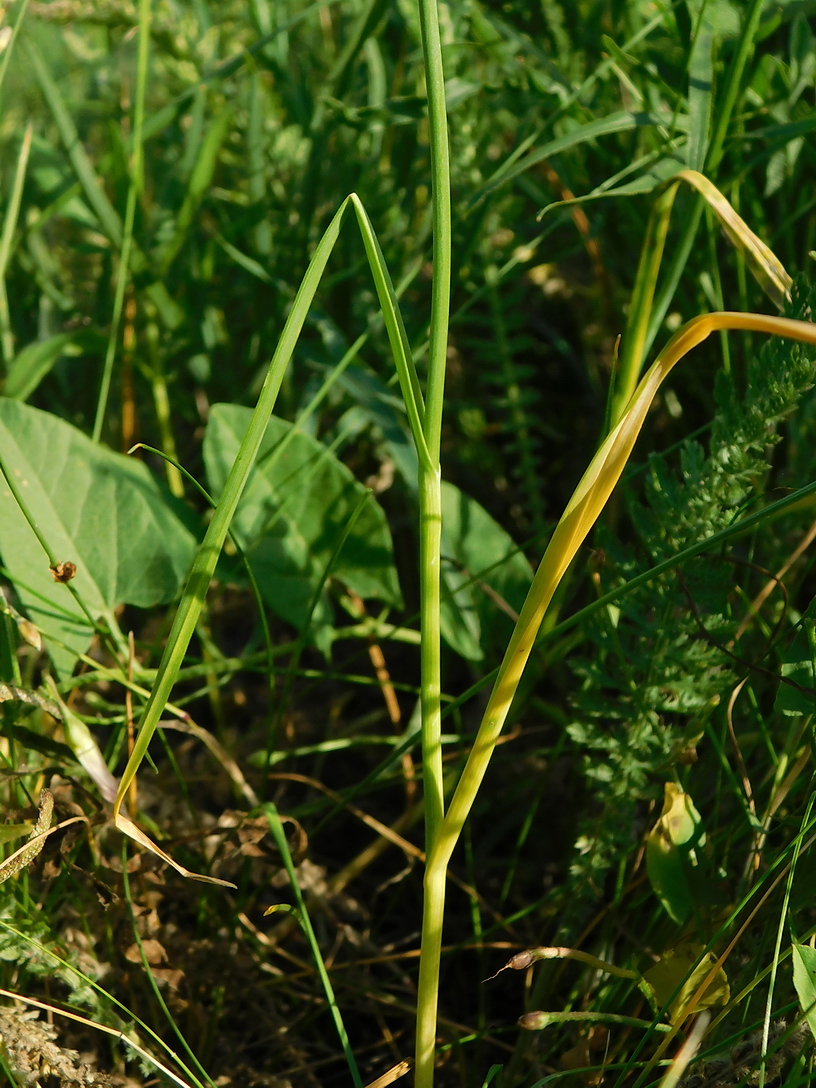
[674, 170, 792, 309]
[436, 310, 816, 867]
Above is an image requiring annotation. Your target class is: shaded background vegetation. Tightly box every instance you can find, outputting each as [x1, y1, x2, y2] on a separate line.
[2, 1, 816, 1086]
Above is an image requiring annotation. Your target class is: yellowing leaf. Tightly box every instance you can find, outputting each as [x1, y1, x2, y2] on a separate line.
[674, 170, 792, 309]
[0, 790, 53, 883]
[646, 783, 705, 924]
[437, 310, 816, 875]
[644, 943, 729, 1024]
[114, 812, 236, 889]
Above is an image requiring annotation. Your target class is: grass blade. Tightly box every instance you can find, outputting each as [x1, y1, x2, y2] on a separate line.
[0, 0, 31, 102]
[686, 2, 716, 172]
[112, 197, 354, 832]
[264, 803, 363, 1088]
[156, 108, 232, 276]
[92, 0, 152, 441]
[350, 194, 429, 465]
[0, 122, 32, 366]
[472, 111, 684, 207]
[25, 38, 123, 247]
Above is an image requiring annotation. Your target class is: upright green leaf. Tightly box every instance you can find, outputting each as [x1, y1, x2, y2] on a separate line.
[156, 108, 232, 275]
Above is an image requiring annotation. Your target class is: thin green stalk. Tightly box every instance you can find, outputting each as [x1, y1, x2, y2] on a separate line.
[146, 331, 185, 497]
[264, 804, 363, 1088]
[93, 0, 151, 441]
[759, 790, 816, 1088]
[417, 0, 451, 849]
[639, 0, 767, 360]
[0, 0, 31, 104]
[609, 180, 679, 427]
[0, 122, 33, 368]
[414, 0, 451, 1081]
[418, 467, 444, 839]
[705, 0, 766, 175]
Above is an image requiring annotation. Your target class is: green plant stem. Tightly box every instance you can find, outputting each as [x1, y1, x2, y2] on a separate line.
[705, 0, 765, 175]
[609, 180, 678, 426]
[0, 123, 32, 368]
[416, 0, 451, 849]
[93, 0, 151, 442]
[638, 0, 766, 362]
[416, 861, 447, 1082]
[418, 469, 444, 840]
[148, 345, 185, 497]
[414, 0, 451, 1081]
[0, 0, 31, 105]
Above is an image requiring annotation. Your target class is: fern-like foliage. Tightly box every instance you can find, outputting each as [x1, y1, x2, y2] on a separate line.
[0, 892, 104, 1011]
[465, 270, 548, 538]
[559, 276, 816, 933]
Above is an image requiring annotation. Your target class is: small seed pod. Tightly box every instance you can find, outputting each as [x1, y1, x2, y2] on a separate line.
[518, 1011, 550, 1031]
[507, 950, 535, 971]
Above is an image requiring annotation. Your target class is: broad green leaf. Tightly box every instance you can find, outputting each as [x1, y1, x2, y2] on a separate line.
[203, 403, 402, 636]
[440, 481, 534, 662]
[792, 939, 816, 1042]
[0, 399, 196, 674]
[644, 942, 729, 1023]
[646, 783, 706, 924]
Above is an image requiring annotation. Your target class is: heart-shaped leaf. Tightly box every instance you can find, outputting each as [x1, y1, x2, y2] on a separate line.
[0, 399, 196, 674]
[203, 403, 402, 637]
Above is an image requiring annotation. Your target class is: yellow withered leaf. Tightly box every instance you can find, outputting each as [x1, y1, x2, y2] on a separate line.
[673, 171, 792, 310]
[0, 790, 53, 883]
[644, 942, 729, 1024]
